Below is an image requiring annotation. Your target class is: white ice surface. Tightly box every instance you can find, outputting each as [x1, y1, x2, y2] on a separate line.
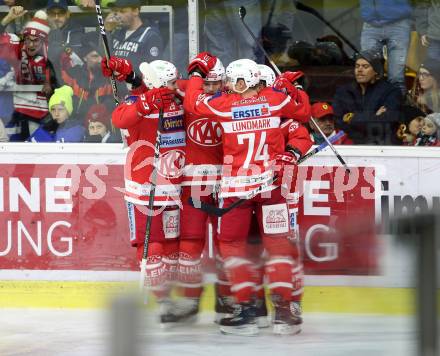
[0, 309, 417, 356]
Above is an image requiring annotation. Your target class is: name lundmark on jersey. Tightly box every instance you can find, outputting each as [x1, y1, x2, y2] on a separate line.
[231, 118, 271, 132]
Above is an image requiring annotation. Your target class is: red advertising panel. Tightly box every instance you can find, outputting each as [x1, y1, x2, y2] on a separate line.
[0, 164, 136, 271]
[0, 163, 379, 275]
[296, 166, 378, 275]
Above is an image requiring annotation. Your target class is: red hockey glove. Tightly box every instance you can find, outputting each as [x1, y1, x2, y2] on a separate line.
[101, 56, 133, 81]
[136, 87, 174, 116]
[187, 51, 217, 77]
[274, 71, 305, 98]
[273, 150, 299, 182]
[273, 77, 299, 98]
[280, 71, 304, 86]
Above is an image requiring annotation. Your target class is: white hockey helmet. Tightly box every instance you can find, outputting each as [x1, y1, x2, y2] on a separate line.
[140, 60, 178, 88]
[258, 64, 276, 87]
[225, 59, 260, 92]
[205, 58, 225, 82]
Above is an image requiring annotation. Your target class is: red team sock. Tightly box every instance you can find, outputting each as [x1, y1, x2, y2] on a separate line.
[254, 263, 266, 301]
[263, 237, 295, 302]
[178, 239, 205, 298]
[215, 254, 233, 298]
[220, 240, 256, 304]
[292, 260, 304, 302]
[246, 242, 265, 300]
[163, 240, 179, 288]
[137, 242, 167, 299]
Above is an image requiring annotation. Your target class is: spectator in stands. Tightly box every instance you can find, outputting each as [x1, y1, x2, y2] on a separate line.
[148, 0, 188, 74]
[83, 103, 121, 143]
[359, 0, 412, 92]
[204, 0, 262, 65]
[309, 102, 353, 145]
[415, 1, 440, 61]
[396, 105, 425, 146]
[0, 59, 15, 141]
[0, 0, 31, 34]
[61, 31, 114, 117]
[261, 23, 293, 68]
[0, 8, 58, 141]
[415, 113, 440, 146]
[29, 85, 85, 142]
[46, 0, 85, 83]
[316, 35, 353, 66]
[106, 0, 163, 73]
[288, 38, 351, 67]
[407, 58, 440, 114]
[333, 50, 403, 145]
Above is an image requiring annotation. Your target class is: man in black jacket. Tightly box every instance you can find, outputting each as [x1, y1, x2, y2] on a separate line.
[46, 0, 85, 83]
[333, 50, 403, 145]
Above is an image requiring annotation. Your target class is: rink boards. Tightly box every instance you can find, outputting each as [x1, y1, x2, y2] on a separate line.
[1, 143, 439, 313]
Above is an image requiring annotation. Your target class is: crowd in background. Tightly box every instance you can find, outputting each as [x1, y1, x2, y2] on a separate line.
[0, 0, 439, 146]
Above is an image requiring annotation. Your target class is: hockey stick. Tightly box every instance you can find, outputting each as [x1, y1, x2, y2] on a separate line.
[293, 1, 359, 54]
[189, 176, 278, 218]
[239, 5, 351, 175]
[94, 0, 120, 105]
[139, 109, 163, 299]
[297, 129, 345, 163]
[238, 6, 279, 76]
[188, 130, 345, 217]
[135, 62, 163, 301]
[309, 119, 350, 174]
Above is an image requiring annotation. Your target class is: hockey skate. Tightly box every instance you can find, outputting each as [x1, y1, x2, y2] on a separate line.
[214, 294, 234, 324]
[272, 301, 302, 335]
[255, 298, 270, 328]
[158, 298, 177, 326]
[172, 297, 200, 324]
[159, 298, 199, 327]
[219, 303, 259, 336]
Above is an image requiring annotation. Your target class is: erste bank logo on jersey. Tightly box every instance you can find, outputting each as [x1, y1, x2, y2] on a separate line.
[231, 103, 271, 120]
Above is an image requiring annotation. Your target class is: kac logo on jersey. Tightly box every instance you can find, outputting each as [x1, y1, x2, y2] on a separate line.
[231, 104, 270, 120]
[158, 149, 185, 178]
[187, 118, 222, 147]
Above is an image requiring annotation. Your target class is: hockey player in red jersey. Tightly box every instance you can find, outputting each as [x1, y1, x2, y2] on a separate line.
[255, 64, 308, 330]
[102, 56, 185, 324]
[185, 52, 312, 335]
[167, 59, 226, 323]
[273, 69, 310, 332]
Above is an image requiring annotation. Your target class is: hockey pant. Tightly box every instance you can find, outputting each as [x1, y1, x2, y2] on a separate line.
[179, 186, 217, 298]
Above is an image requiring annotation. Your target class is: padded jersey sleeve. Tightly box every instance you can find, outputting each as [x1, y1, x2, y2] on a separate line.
[281, 120, 313, 156]
[111, 98, 143, 129]
[262, 87, 311, 124]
